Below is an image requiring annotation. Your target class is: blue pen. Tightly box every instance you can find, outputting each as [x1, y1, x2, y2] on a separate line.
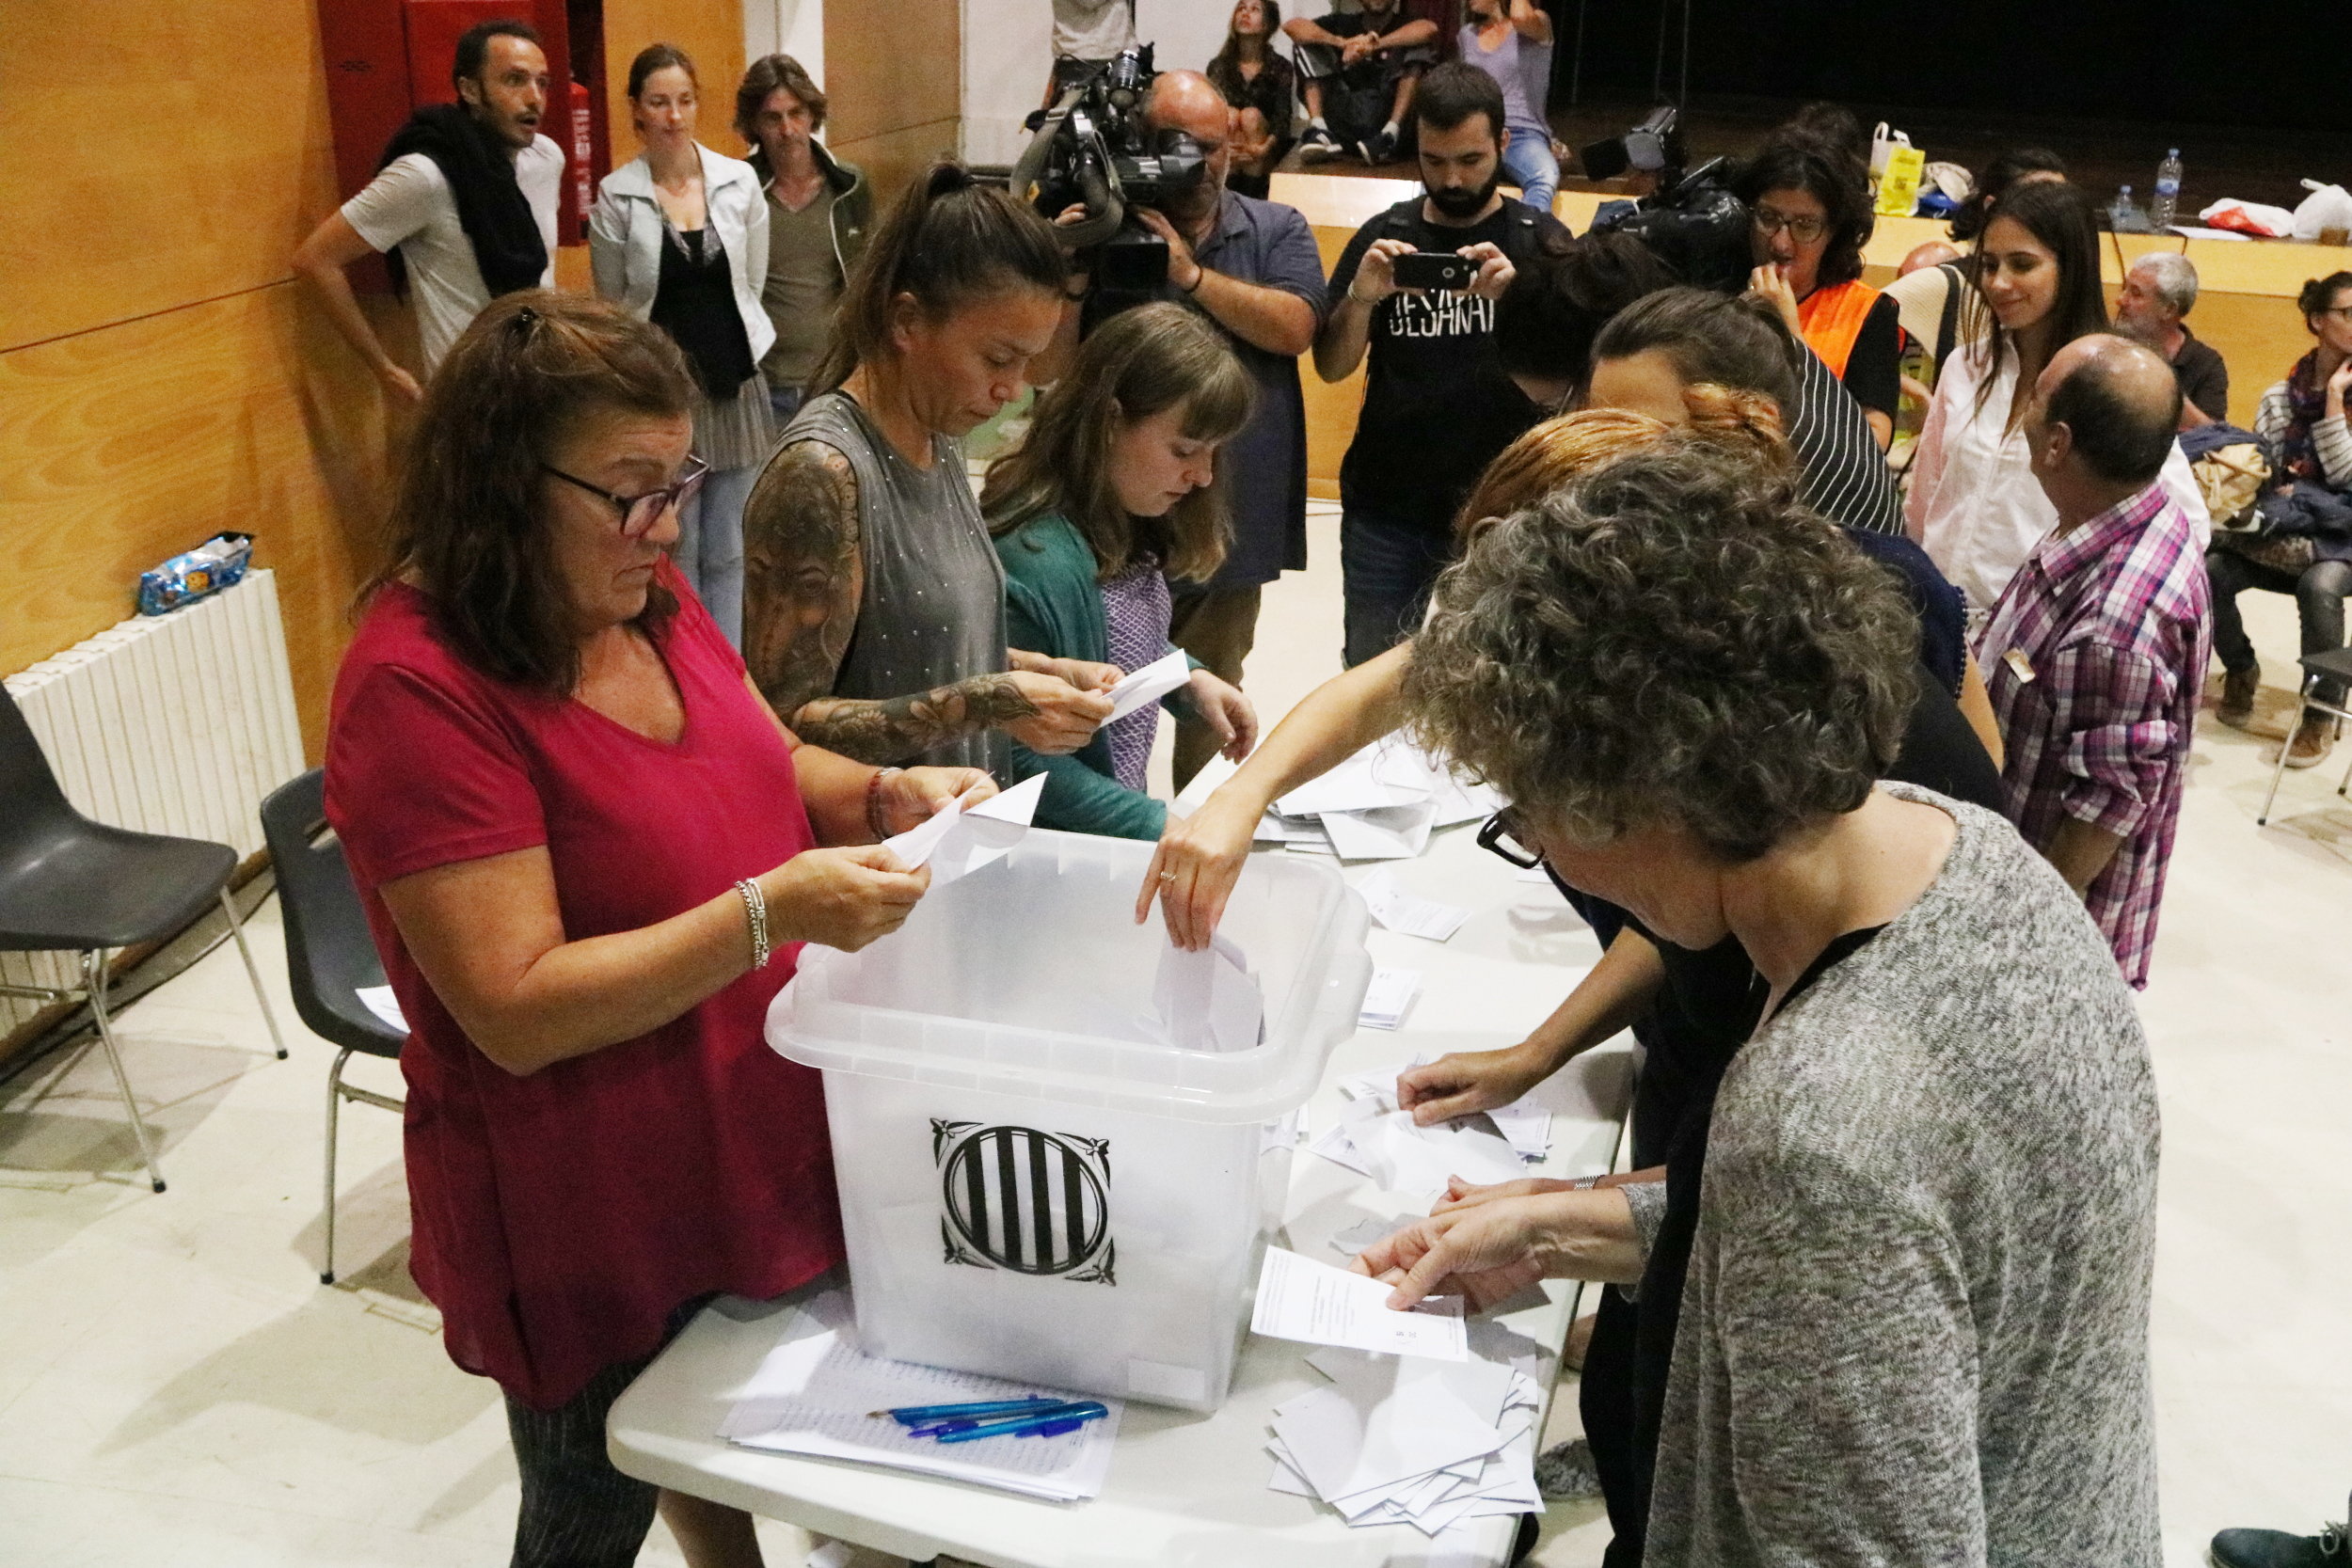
[905, 1401, 1104, 1437]
[877, 1398, 1069, 1425]
[930, 1402, 1108, 1444]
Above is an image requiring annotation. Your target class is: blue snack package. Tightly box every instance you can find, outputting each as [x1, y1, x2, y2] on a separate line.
[138, 532, 253, 616]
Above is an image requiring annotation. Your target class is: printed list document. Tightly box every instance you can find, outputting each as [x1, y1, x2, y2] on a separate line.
[1250, 1245, 1468, 1361]
[720, 1287, 1120, 1501]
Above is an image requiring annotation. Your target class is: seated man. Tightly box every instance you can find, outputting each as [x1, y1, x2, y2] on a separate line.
[2114, 251, 2231, 426]
[1359, 432, 2163, 1567]
[1979, 334, 2211, 989]
[1283, 0, 1438, 165]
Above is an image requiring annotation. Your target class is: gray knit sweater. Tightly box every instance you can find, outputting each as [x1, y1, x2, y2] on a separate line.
[1643, 786, 2161, 1568]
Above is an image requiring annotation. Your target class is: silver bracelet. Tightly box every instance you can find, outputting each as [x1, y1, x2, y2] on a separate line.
[735, 878, 771, 971]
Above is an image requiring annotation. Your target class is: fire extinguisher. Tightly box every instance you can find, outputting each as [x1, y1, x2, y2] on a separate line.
[567, 79, 595, 242]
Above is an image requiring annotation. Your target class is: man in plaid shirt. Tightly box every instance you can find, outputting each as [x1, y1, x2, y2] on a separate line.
[1979, 335, 2213, 988]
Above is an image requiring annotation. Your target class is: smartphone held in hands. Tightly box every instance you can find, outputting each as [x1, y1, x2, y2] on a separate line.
[1390, 250, 1477, 292]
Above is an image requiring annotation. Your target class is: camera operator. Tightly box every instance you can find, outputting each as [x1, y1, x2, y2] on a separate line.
[1317, 62, 1570, 665]
[1061, 69, 1328, 788]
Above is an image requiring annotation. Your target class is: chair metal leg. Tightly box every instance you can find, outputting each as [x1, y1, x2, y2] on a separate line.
[323, 1047, 350, 1284]
[83, 950, 166, 1194]
[2257, 679, 2312, 826]
[219, 888, 288, 1059]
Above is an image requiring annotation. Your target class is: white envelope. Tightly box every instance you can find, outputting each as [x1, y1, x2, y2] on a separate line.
[1320, 800, 1436, 861]
[1103, 648, 1193, 721]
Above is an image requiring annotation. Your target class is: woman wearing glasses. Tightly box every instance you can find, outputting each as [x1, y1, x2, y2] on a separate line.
[1733, 135, 1900, 450]
[325, 292, 988, 1568]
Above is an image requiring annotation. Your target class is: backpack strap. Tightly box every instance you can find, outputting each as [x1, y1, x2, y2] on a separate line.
[1932, 260, 1967, 380]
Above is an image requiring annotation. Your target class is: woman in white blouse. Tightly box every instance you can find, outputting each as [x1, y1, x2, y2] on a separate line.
[1906, 179, 2206, 618]
[591, 43, 774, 649]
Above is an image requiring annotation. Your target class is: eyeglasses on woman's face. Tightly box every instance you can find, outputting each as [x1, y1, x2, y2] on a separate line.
[1475, 808, 1544, 870]
[1751, 204, 1828, 245]
[540, 453, 709, 539]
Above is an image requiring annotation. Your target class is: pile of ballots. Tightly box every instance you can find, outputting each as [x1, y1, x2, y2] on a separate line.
[1253, 738, 1502, 862]
[1266, 1331, 1547, 1536]
[1310, 1056, 1554, 1206]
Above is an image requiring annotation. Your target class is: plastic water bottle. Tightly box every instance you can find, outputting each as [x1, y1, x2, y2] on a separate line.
[2110, 184, 2145, 233]
[2152, 150, 2183, 231]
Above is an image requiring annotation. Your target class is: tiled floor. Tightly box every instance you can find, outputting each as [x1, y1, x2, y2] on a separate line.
[3, 501, 2347, 1566]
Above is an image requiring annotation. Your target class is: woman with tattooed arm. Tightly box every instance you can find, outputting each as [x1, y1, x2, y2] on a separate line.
[740, 160, 1118, 772]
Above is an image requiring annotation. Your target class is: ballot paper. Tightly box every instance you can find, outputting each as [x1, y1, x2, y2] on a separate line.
[1275, 736, 1437, 818]
[1358, 967, 1422, 1031]
[1265, 1341, 1543, 1534]
[1250, 1245, 1468, 1361]
[878, 774, 1045, 887]
[1335, 1053, 1555, 1165]
[1102, 648, 1193, 721]
[355, 985, 407, 1035]
[1149, 935, 1265, 1053]
[1327, 1214, 1406, 1259]
[720, 1287, 1120, 1502]
[1320, 800, 1436, 862]
[1358, 868, 1470, 942]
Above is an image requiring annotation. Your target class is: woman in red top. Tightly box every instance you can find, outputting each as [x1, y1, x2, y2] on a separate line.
[325, 292, 987, 1568]
[1736, 134, 1903, 451]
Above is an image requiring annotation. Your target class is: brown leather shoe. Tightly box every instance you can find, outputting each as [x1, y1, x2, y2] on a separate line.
[2217, 667, 2260, 729]
[2281, 716, 2337, 769]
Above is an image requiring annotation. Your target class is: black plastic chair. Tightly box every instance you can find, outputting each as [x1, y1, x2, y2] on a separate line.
[0, 683, 286, 1193]
[2257, 647, 2352, 827]
[258, 768, 406, 1283]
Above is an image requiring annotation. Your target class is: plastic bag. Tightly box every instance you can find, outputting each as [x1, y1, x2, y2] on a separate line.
[2292, 181, 2352, 244]
[2199, 198, 2296, 238]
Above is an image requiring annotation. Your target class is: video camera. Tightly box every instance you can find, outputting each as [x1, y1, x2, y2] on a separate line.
[1010, 44, 1210, 296]
[1589, 154, 1756, 295]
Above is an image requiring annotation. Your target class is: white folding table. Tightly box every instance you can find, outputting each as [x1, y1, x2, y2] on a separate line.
[610, 821, 1634, 1568]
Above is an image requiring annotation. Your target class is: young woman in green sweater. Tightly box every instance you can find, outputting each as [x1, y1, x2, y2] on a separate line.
[982, 303, 1260, 837]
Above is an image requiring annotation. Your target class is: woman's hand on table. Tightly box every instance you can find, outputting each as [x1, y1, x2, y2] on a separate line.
[871, 766, 995, 837]
[1350, 1198, 1557, 1313]
[760, 846, 931, 953]
[1184, 670, 1259, 763]
[1136, 784, 1262, 951]
[1397, 1044, 1549, 1125]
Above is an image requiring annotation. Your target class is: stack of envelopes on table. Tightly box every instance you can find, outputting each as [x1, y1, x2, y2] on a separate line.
[1266, 1338, 1545, 1535]
[1256, 738, 1502, 862]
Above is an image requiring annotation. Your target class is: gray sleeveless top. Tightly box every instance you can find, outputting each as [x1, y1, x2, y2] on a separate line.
[782, 390, 1009, 774]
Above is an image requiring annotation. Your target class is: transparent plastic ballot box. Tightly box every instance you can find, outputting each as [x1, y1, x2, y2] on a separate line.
[767, 826, 1373, 1413]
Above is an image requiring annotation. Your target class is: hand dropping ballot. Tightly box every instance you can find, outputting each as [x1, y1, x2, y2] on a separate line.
[879, 773, 1045, 886]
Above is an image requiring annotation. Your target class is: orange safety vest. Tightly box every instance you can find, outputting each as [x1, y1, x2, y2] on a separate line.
[1796, 278, 1884, 380]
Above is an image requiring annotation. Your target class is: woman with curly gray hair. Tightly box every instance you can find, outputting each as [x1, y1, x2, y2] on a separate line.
[1358, 436, 2162, 1567]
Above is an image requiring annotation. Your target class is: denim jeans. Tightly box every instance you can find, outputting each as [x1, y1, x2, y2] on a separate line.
[1502, 125, 1559, 214]
[674, 462, 758, 650]
[2206, 548, 2352, 705]
[1342, 511, 1454, 668]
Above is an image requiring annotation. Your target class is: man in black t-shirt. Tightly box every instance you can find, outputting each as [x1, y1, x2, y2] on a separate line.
[1316, 61, 1571, 666]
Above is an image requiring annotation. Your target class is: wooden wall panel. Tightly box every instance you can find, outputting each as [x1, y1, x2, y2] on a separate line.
[600, 0, 750, 166]
[0, 285, 395, 760]
[0, 1, 343, 352]
[823, 0, 958, 208]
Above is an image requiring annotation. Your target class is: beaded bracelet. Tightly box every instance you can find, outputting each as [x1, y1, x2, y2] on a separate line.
[866, 767, 903, 840]
[735, 878, 771, 971]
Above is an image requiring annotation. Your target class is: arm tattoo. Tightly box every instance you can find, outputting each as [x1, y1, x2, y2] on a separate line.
[796, 674, 1042, 765]
[739, 438, 1046, 765]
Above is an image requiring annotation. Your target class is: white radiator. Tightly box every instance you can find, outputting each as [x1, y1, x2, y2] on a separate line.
[2, 569, 306, 1034]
